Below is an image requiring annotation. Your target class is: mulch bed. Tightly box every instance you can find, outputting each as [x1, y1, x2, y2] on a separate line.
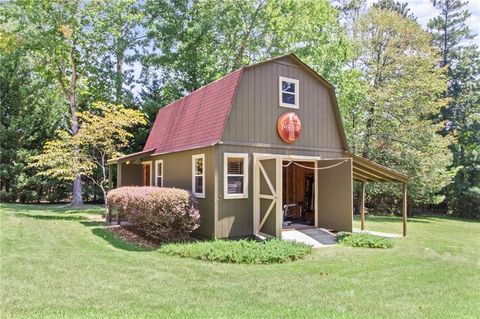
[106, 225, 159, 249]
[106, 224, 199, 249]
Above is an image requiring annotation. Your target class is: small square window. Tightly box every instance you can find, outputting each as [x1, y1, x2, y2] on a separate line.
[224, 153, 248, 199]
[279, 76, 299, 109]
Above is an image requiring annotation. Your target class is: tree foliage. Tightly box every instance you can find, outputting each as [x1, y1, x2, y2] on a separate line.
[428, 0, 480, 218]
[0, 47, 67, 203]
[352, 7, 453, 209]
[29, 103, 146, 203]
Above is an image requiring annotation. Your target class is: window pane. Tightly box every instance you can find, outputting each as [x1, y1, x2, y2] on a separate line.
[195, 176, 203, 193]
[282, 81, 295, 93]
[227, 176, 244, 194]
[157, 177, 162, 186]
[282, 92, 295, 105]
[228, 158, 243, 175]
[157, 163, 162, 175]
[195, 158, 203, 175]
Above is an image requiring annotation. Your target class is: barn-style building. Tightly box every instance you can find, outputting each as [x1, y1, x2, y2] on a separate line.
[108, 54, 408, 239]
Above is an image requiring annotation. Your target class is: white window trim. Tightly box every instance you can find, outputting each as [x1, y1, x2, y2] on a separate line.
[155, 159, 163, 187]
[279, 76, 299, 109]
[141, 161, 152, 186]
[192, 154, 205, 198]
[224, 153, 249, 199]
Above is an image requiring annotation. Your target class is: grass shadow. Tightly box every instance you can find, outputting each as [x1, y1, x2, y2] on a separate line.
[354, 215, 431, 224]
[1, 203, 105, 215]
[80, 220, 106, 227]
[90, 227, 155, 252]
[13, 213, 87, 221]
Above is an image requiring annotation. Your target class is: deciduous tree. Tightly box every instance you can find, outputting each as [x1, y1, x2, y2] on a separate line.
[30, 102, 146, 205]
[353, 8, 453, 209]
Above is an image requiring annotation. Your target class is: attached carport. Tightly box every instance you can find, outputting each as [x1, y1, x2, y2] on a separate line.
[347, 152, 409, 237]
[106, 149, 155, 188]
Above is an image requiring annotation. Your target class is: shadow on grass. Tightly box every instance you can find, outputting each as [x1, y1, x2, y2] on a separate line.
[11, 209, 153, 252]
[90, 227, 155, 252]
[354, 215, 430, 224]
[1, 203, 105, 215]
[13, 213, 87, 221]
[79, 220, 106, 227]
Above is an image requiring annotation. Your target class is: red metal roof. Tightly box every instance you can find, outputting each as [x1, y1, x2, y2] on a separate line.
[144, 68, 243, 154]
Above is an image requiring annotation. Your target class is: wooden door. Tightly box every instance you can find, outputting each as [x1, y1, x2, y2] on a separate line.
[253, 156, 282, 238]
[143, 164, 151, 186]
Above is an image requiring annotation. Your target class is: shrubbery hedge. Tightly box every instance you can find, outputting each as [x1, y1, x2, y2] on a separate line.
[107, 187, 200, 242]
[336, 232, 393, 248]
[160, 239, 312, 264]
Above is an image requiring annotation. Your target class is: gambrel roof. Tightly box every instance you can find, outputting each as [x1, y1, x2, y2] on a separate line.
[142, 53, 349, 155]
[143, 69, 243, 155]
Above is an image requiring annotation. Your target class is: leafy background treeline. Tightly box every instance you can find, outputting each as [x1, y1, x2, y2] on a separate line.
[0, 0, 478, 218]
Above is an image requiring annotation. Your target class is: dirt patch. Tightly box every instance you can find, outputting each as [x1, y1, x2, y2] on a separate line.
[106, 225, 159, 249]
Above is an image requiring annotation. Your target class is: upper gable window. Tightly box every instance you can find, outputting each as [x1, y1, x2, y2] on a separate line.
[279, 76, 299, 109]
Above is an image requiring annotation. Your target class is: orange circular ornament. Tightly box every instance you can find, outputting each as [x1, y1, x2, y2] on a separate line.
[277, 112, 302, 144]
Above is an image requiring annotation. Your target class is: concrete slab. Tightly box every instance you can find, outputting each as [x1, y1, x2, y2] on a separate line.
[282, 228, 337, 248]
[353, 229, 402, 238]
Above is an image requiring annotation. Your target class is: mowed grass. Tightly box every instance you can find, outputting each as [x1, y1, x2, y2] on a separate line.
[1, 204, 479, 318]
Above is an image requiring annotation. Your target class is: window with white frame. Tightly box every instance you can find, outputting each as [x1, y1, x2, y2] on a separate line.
[155, 160, 163, 187]
[224, 153, 248, 199]
[279, 76, 299, 109]
[192, 154, 205, 198]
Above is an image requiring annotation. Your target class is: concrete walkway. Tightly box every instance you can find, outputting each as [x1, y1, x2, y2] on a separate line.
[282, 228, 337, 248]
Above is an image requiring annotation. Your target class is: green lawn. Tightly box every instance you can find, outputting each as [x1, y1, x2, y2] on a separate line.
[1, 204, 479, 318]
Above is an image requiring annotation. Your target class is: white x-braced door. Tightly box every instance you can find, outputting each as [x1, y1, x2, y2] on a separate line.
[253, 155, 282, 238]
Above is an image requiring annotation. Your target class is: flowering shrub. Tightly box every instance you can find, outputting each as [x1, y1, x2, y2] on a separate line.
[107, 187, 200, 242]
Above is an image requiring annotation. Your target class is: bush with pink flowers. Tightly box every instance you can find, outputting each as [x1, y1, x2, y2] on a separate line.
[107, 187, 200, 242]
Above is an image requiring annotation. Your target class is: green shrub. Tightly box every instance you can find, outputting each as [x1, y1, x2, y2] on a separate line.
[107, 187, 200, 242]
[337, 232, 393, 249]
[159, 239, 312, 264]
[0, 190, 16, 203]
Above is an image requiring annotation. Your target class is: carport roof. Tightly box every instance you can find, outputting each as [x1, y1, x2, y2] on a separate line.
[107, 149, 155, 165]
[346, 152, 409, 183]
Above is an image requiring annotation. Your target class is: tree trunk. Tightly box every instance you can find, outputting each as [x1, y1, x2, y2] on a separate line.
[115, 46, 123, 104]
[69, 51, 84, 207]
[71, 175, 83, 207]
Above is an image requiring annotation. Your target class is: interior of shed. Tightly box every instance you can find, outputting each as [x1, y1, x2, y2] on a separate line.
[282, 161, 315, 229]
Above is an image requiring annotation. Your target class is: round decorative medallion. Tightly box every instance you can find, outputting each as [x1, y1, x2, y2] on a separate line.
[277, 112, 302, 144]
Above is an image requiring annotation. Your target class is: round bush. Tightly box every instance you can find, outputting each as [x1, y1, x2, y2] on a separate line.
[107, 187, 200, 242]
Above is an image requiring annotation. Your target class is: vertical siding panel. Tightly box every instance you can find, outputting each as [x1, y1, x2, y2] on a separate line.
[254, 67, 261, 142]
[249, 68, 258, 141]
[329, 89, 333, 148]
[260, 64, 267, 143]
[323, 87, 328, 149]
[328, 92, 332, 148]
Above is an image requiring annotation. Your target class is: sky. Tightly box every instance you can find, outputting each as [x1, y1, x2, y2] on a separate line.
[368, 0, 480, 45]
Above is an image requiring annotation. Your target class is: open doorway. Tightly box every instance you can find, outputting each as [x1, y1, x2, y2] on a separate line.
[282, 161, 315, 230]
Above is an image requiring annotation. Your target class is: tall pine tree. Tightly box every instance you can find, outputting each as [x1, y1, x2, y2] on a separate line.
[428, 0, 480, 218]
